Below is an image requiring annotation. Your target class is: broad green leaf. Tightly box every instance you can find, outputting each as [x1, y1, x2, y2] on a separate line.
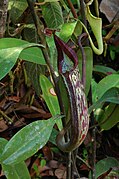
[1, 116, 59, 165]
[2, 162, 30, 179]
[0, 47, 23, 80]
[0, 38, 45, 65]
[58, 22, 77, 42]
[93, 65, 116, 75]
[89, 157, 119, 178]
[0, 138, 8, 157]
[8, 0, 28, 23]
[98, 103, 119, 130]
[77, 47, 93, 95]
[96, 74, 119, 99]
[89, 87, 119, 113]
[40, 75, 63, 130]
[41, 2, 64, 28]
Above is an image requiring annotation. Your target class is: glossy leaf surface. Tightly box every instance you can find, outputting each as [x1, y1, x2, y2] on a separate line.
[1, 116, 59, 165]
[2, 162, 30, 179]
[96, 74, 119, 99]
[0, 38, 45, 65]
[89, 87, 119, 113]
[40, 75, 62, 130]
[58, 22, 77, 42]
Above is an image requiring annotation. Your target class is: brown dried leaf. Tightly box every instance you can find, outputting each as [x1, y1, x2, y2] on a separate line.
[0, 119, 8, 132]
[100, 0, 119, 22]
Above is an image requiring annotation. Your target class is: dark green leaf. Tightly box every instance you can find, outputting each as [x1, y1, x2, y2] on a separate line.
[89, 157, 119, 178]
[93, 65, 116, 75]
[98, 104, 119, 130]
[49, 128, 58, 145]
[96, 74, 119, 99]
[89, 87, 119, 113]
[42, 2, 64, 28]
[8, 0, 28, 23]
[25, 62, 46, 95]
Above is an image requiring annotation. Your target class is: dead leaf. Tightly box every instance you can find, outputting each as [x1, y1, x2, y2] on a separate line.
[0, 119, 8, 132]
[100, 0, 119, 22]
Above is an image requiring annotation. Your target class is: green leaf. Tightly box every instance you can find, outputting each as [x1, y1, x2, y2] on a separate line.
[2, 162, 30, 179]
[40, 75, 63, 130]
[91, 79, 98, 103]
[96, 74, 119, 99]
[89, 157, 119, 178]
[98, 104, 119, 130]
[46, 36, 58, 73]
[0, 47, 22, 80]
[49, 128, 58, 145]
[40, 159, 46, 167]
[77, 47, 93, 95]
[1, 116, 58, 165]
[58, 22, 77, 42]
[8, 0, 28, 23]
[89, 87, 119, 114]
[41, 2, 64, 28]
[0, 38, 45, 66]
[0, 138, 8, 157]
[93, 65, 116, 75]
[25, 62, 46, 95]
[110, 50, 115, 60]
[73, 20, 83, 38]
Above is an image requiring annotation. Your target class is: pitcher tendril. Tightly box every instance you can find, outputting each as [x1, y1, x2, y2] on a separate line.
[54, 35, 89, 152]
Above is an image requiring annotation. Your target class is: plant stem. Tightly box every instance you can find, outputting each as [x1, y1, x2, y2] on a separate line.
[78, 33, 87, 87]
[0, 109, 13, 123]
[67, 0, 78, 18]
[80, 0, 87, 26]
[89, 87, 96, 179]
[26, 0, 58, 86]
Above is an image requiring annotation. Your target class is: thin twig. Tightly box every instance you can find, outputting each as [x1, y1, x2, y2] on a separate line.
[89, 87, 96, 179]
[0, 109, 13, 123]
[26, 0, 57, 86]
[77, 155, 92, 169]
[67, 0, 78, 18]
